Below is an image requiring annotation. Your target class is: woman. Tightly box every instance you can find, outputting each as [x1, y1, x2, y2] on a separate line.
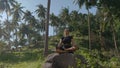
[56, 29, 78, 53]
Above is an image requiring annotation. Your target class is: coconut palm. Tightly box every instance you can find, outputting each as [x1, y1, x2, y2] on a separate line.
[23, 10, 33, 24]
[50, 13, 60, 35]
[0, 23, 3, 40]
[104, 11, 119, 56]
[73, 0, 97, 51]
[35, 3, 51, 56]
[44, 0, 51, 56]
[11, 3, 24, 47]
[0, 0, 17, 47]
[97, 0, 120, 56]
[35, 4, 47, 32]
[22, 10, 39, 46]
[23, 10, 36, 25]
[95, 9, 105, 50]
[59, 8, 70, 28]
[0, 0, 17, 19]
[69, 10, 80, 31]
[35, 4, 46, 20]
[35, 4, 46, 41]
[2, 20, 13, 46]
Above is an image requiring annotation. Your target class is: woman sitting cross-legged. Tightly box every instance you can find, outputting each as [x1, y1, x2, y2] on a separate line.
[56, 29, 78, 54]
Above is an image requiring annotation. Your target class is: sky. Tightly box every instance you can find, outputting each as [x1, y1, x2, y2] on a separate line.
[16, 0, 89, 15]
[15, 0, 96, 36]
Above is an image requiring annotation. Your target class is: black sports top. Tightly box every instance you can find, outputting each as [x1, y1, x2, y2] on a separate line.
[56, 36, 74, 53]
[61, 36, 73, 44]
[57, 36, 73, 50]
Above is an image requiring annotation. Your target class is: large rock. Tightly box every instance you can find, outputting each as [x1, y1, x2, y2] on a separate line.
[42, 53, 77, 68]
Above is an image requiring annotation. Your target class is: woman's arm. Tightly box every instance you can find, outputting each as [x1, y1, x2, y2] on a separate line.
[71, 39, 77, 47]
[57, 39, 62, 48]
[56, 39, 66, 53]
[65, 39, 78, 51]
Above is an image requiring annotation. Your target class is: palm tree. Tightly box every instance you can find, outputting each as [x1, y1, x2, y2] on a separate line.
[35, 4, 46, 20]
[97, 0, 119, 55]
[74, 0, 97, 51]
[0, 23, 3, 40]
[35, 4, 48, 33]
[69, 10, 80, 31]
[110, 17, 118, 56]
[35, 3, 51, 56]
[0, 0, 17, 47]
[22, 10, 38, 46]
[35, 4, 47, 32]
[11, 3, 24, 23]
[95, 9, 105, 49]
[2, 20, 13, 46]
[50, 13, 60, 35]
[105, 11, 118, 56]
[23, 10, 33, 24]
[0, 0, 17, 19]
[59, 8, 70, 28]
[11, 3, 24, 47]
[44, 0, 51, 56]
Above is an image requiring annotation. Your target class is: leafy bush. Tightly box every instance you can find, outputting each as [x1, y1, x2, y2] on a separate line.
[75, 48, 120, 68]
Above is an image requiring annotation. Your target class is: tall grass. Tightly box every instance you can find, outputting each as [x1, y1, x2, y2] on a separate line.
[0, 49, 45, 68]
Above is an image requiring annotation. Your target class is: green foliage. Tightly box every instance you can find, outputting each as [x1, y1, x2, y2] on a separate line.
[0, 0, 120, 68]
[0, 49, 45, 68]
[75, 49, 120, 68]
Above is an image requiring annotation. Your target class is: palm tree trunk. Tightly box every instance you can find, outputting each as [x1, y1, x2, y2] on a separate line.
[111, 19, 119, 56]
[6, 11, 11, 47]
[99, 22, 102, 46]
[99, 22, 104, 50]
[15, 28, 18, 47]
[44, 0, 51, 56]
[87, 9, 91, 52]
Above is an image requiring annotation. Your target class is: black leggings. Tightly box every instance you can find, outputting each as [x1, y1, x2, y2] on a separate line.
[57, 45, 74, 53]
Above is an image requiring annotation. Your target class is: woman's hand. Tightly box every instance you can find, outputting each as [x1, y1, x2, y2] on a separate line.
[56, 49, 67, 53]
[65, 46, 76, 51]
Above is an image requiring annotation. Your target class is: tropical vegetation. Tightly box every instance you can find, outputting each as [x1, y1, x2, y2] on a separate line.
[0, 0, 120, 68]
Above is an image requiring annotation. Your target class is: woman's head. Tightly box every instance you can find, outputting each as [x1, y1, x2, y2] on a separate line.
[64, 29, 69, 37]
